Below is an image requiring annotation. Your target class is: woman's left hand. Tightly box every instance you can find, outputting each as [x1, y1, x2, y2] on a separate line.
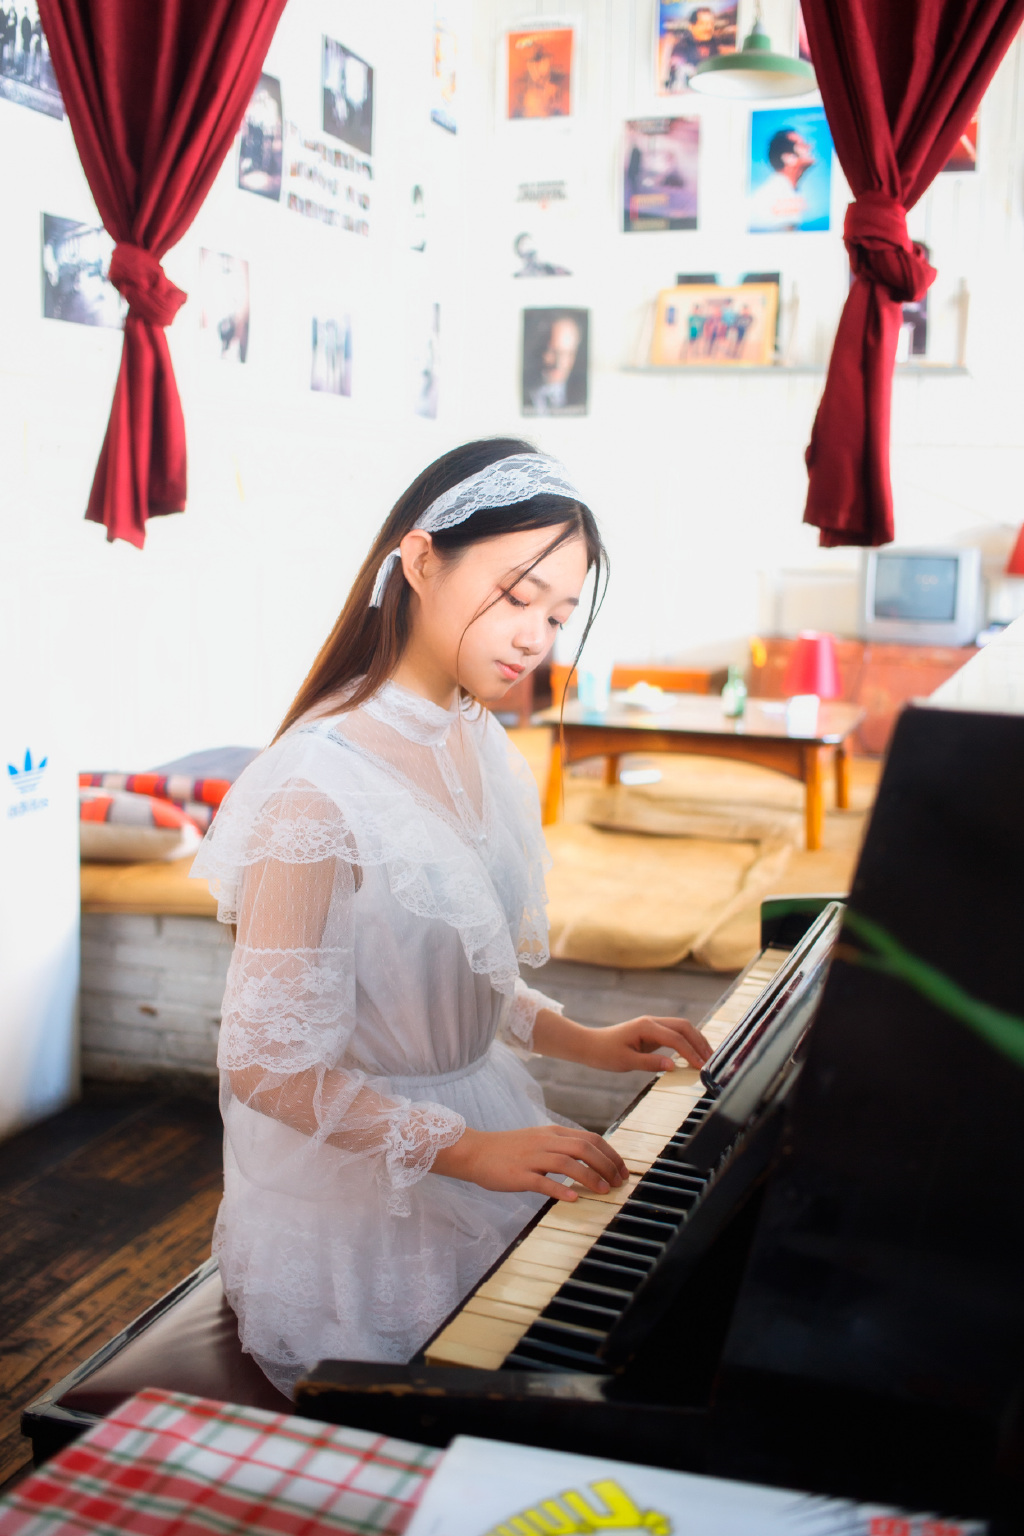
[582, 1016, 712, 1074]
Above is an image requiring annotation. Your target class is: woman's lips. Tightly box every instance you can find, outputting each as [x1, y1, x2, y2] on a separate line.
[497, 662, 524, 681]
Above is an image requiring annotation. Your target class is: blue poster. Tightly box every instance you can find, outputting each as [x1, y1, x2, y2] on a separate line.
[747, 106, 833, 233]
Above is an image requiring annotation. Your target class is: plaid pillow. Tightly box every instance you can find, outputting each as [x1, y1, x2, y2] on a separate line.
[79, 788, 204, 863]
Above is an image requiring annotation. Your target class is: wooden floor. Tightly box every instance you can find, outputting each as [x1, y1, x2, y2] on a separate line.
[0, 1081, 223, 1491]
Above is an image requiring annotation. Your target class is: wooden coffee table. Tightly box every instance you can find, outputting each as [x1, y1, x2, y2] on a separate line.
[535, 694, 866, 851]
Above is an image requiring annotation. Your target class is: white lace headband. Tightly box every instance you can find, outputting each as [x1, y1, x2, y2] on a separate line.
[368, 452, 584, 607]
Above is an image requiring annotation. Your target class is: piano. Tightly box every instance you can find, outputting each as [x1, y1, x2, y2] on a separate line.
[298, 705, 1024, 1529]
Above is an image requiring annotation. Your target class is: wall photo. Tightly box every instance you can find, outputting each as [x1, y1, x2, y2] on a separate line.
[323, 37, 374, 154]
[431, 4, 457, 134]
[649, 282, 778, 366]
[942, 113, 978, 172]
[311, 315, 352, 395]
[198, 250, 250, 363]
[41, 216, 124, 329]
[656, 1, 736, 96]
[414, 302, 440, 418]
[0, 0, 63, 118]
[623, 117, 699, 232]
[747, 106, 833, 233]
[506, 27, 573, 120]
[238, 74, 283, 201]
[522, 308, 588, 416]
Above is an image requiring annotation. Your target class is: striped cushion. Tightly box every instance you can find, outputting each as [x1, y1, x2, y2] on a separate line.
[78, 772, 232, 831]
[79, 789, 204, 863]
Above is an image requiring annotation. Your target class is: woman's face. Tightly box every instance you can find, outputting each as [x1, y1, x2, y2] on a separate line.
[400, 524, 589, 705]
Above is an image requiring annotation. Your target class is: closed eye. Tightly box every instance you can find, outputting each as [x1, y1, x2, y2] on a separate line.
[503, 589, 528, 610]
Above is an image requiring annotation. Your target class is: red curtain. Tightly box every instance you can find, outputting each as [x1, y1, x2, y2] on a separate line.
[38, 0, 287, 547]
[800, 0, 1024, 547]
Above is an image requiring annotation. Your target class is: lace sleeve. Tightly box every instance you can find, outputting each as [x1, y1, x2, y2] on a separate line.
[499, 976, 564, 1054]
[219, 786, 465, 1215]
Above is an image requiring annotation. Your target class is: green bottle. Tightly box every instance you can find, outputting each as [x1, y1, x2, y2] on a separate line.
[721, 663, 747, 718]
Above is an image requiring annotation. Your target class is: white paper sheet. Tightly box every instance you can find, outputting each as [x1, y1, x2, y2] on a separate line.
[405, 1435, 985, 1536]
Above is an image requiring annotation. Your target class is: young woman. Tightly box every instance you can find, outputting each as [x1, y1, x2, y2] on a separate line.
[193, 438, 710, 1392]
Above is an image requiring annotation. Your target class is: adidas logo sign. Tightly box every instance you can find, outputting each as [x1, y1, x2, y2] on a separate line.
[8, 749, 48, 796]
[7, 749, 50, 818]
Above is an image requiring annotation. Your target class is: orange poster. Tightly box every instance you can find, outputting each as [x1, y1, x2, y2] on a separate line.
[507, 28, 573, 120]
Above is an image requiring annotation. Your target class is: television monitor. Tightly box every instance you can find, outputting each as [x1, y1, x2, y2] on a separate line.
[860, 545, 982, 645]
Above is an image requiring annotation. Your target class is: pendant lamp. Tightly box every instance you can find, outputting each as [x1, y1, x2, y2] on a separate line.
[689, 6, 817, 99]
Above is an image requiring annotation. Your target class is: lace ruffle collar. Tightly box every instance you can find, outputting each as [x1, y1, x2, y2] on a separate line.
[361, 680, 463, 746]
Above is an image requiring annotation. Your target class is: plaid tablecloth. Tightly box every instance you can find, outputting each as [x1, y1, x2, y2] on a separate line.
[0, 1390, 441, 1536]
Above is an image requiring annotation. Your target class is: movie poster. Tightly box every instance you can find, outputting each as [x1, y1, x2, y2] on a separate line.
[941, 113, 978, 172]
[795, 2, 812, 63]
[41, 216, 124, 328]
[238, 74, 283, 201]
[521, 308, 588, 416]
[0, 0, 63, 118]
[623, 118, 699, 232]
[323, 36, 373, 154]
[747, 106, 833, 233]
[656, 1, 736, 96]
[311, 315, 352, 395]
[284, 122, 372, 237]
[431, 4, 457, 133]
[649, 282, 778, 366]
[198, 250, 250, 364]
[506, 27, 573, 120]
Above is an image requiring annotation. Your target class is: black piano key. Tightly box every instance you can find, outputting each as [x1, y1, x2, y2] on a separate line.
[573, 1255, 647, 1288]
[628, 1183, 697, 1214]
[560, 1276, 636, 1304]
[607, 1211, 678, 1242]
[591, 1231, 663, 1261]
[544, 1295, 621, 1328]
[505, 1338, 605, 1371]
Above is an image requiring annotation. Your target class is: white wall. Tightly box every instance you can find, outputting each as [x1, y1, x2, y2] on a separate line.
[1, 0, 1023, 774]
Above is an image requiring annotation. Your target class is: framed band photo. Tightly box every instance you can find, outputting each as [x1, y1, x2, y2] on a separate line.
[649, 282, 778, 367]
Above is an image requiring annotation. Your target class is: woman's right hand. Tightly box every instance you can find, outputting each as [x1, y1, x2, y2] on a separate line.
[432, 1124, 629, 1202]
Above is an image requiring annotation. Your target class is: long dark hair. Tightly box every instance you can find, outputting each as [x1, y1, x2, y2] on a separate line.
[275, 437, 607, 739]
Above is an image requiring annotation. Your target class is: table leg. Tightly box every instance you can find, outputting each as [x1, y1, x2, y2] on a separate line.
[804, 746, 826, 851]
[603, 754, 621, 788]
[834, 741, 851, 810]
[543, 739, 564, 826]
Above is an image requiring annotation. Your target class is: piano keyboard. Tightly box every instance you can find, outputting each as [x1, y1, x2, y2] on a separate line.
[425, 946, 792, 1371]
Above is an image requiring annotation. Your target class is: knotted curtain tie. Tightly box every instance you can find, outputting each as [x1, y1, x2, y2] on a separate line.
[109, 243, 188, 327]
[843, 192, 936, 306]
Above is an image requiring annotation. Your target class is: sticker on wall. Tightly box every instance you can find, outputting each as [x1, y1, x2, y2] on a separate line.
[414, 302, 440, 418]
[431, 4, 458, 134]
[410, 183, 427, 251]
[198, 250, 250, 363]
[323, 37, 373, 155]
[513, 232, 571, 278]
[941, 113, 978, 172]
[41, 216, 125, 329]
[238, 74, 283, 201]
[623, 117, 699, 232]
[515, 178, 570, 209]
[649, 281, 778, 366]
[0, 0, 63, 118]
[506, 26, 574, 120]
[656, 1, 737, 96]
[521, 308, 588, 416]
[311, 315, 352, 396]
[284, 124, 371, 237]
[747, 106, 833, 233]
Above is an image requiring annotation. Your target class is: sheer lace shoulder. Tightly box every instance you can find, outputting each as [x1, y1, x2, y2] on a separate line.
[192, 686, 554, 991]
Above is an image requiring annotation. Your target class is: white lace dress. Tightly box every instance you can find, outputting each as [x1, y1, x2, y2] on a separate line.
[191, 681, 565, 1394]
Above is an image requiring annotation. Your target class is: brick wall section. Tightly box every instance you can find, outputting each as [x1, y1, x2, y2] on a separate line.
[80, 914, 233, 1081]
[80, 916, 735, 1130]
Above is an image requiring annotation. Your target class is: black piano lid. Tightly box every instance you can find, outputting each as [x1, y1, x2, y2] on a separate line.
[721, 703, 1024, 1423]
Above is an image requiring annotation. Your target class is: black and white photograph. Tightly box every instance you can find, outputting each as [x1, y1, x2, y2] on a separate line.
[41, 215, 124, 328]
[0, 0, 63, 118]
[521, 307, 588, 416]
[198, 249, 250, 364]
[238, 73, 283, 201]
[414, 302, 439, 418]
[311, 314, 352, 395]
[323, 36, 373, 156]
